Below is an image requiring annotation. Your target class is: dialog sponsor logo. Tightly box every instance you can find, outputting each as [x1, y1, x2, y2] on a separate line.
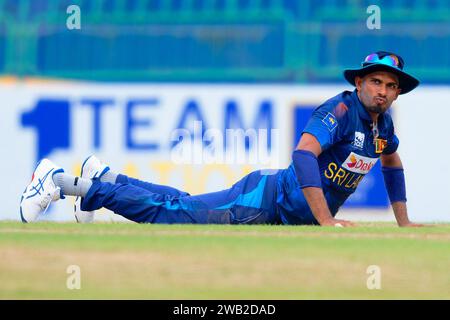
[342, 152, 378, 174]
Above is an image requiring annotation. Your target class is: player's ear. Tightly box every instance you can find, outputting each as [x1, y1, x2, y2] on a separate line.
[393, 87, 401, 100]
[355, 76, 363, 91]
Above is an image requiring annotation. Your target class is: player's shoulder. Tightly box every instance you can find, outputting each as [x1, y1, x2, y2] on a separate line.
[381, 110, 394, 124]
[380, 110, 395, 132]
[314, 90, 356, 121]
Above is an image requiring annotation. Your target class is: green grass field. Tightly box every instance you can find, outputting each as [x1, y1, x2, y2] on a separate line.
[0, 221, 449, 299]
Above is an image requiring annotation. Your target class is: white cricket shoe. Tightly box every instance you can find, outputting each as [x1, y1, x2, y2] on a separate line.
[20, 159, 64, 223]
[74, 155, 110, 223]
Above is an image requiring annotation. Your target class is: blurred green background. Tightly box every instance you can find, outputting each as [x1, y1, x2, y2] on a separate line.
[0, 0, 449, 82]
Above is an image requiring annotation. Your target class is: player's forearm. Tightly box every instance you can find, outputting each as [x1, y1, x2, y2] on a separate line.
[301, 187, 334, 224]
[380, 153, 410, 226]
[291, 148, 335, 225]
[291, 149, 331, 224]
[392, 201, 411, 226]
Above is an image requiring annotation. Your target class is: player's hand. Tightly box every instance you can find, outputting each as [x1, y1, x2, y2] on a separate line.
[320, 218, 356, 227]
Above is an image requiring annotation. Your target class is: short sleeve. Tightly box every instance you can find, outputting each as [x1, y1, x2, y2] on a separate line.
[382, 133, 399, 155]
[381, 115, 400, 155]
[302, 103, 348, 151]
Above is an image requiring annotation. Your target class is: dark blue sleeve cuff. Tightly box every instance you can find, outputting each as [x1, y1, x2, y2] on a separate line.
[292, 150, 322, 189]
[382, 166, 407, 203]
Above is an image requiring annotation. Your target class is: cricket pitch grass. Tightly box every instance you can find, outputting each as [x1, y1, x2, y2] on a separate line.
[0, 221, 449, 299]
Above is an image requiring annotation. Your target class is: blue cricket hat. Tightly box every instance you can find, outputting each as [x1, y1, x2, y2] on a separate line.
[343, 51, 420, 94]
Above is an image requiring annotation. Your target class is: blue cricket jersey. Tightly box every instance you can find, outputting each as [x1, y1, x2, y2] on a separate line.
[276, 89, 399, 225]
[81, 89, 400, 226]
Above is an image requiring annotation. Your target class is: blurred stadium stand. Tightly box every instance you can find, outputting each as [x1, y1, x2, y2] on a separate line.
[0, 0, 449, 82]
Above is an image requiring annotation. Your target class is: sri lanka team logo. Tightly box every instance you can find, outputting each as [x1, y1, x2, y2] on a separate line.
[342, 152, 378, 174]
[374, 138, 387, 154]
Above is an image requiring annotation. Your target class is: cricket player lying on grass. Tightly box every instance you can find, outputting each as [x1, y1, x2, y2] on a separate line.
[20, 51, 424, 227]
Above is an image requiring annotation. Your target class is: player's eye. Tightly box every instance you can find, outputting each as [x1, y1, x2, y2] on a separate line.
[371, 79, 381, 85]
[388, 83, 398, 89]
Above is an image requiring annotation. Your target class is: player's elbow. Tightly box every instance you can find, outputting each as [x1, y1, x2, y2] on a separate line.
[296, 133, 322, 157]
[381, 152, 403, 168]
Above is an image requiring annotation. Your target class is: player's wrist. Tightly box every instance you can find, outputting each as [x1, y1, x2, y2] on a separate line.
[397, 218, 412, 227]
[316, 214, 335, 226]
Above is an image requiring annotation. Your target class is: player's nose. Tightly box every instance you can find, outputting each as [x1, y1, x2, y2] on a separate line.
[377, 85, 387, 97]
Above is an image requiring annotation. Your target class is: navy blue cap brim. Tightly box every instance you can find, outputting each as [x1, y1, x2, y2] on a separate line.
[343, 64, 420, 94]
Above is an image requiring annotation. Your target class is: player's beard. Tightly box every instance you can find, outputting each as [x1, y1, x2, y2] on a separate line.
[366, 98, 390, 114]
[365, 105, 384, 114]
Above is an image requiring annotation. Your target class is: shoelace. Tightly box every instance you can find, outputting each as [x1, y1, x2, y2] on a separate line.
[39, 193, 53, 210]
[39, 187, 60, 211]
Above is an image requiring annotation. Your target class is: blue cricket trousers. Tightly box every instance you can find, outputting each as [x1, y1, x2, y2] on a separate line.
[81, 170, 282, 224]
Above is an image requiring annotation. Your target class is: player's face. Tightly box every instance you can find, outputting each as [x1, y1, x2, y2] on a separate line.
[355, 71, 401, 115]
